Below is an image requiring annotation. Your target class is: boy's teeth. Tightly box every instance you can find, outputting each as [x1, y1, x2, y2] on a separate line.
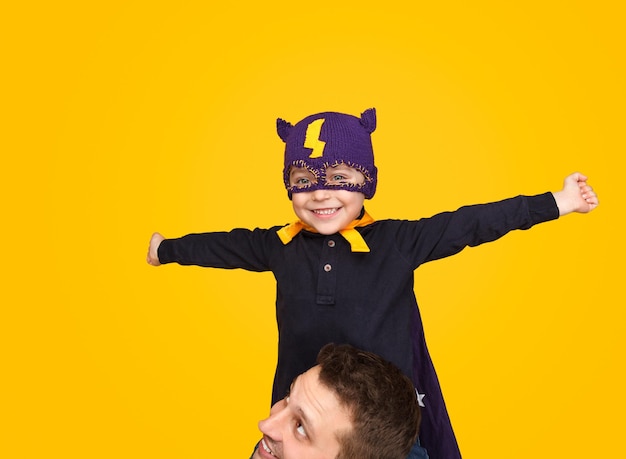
[314, 208, 337, 215]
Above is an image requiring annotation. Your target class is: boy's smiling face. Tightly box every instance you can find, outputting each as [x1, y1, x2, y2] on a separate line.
[289, 165, 366, 235]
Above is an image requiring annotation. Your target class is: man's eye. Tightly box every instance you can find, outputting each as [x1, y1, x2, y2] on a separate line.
[296, 423, 306, 437]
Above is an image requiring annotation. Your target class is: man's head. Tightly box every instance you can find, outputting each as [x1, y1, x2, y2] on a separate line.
[252, 344, 421, 459]
[277, 109, 378, 200]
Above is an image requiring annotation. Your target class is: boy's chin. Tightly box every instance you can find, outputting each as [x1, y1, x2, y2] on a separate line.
[311, 223, 344, 235]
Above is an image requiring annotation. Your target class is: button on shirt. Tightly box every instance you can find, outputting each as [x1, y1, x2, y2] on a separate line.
[317, 237, 337, 305]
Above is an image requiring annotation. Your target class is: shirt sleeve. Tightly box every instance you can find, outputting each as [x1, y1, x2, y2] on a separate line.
[157, 227, 280, 272]
[393, 192, 559, 267]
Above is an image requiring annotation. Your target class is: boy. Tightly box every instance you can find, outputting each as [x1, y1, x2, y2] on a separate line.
[147, 108, 598, 458]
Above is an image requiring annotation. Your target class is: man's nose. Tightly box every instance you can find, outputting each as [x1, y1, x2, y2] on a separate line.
[258, 403, 286, 441]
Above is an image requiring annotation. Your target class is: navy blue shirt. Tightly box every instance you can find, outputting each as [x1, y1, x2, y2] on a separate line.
[159, 192, 559, 459]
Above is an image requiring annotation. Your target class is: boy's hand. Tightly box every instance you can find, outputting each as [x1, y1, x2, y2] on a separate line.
[553, 172, 599, 216]
[147, 232, 165, 266]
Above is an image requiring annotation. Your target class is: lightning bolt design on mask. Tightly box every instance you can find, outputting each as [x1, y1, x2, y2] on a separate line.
[303, 118, 326, 158]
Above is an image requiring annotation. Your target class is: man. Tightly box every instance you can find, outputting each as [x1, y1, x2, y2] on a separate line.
[251, 343, 423, 459]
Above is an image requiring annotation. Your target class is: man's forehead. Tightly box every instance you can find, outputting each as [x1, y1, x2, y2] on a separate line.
[289, 367, 323, 409]
[289, 367, 348, 422]
[289, 366, 318, 393]
[284, 367, 353, 458]
[287, 370, 318, 435]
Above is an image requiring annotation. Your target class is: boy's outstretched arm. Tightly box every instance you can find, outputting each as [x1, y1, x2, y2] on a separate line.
[552, 172, 599, 216]
[147, 232, 165, 266]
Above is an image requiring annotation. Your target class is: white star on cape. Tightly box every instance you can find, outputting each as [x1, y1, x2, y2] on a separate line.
[416, 390, 426, 407]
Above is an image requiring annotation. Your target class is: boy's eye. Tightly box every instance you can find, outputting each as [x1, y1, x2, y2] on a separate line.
[289, 171, 317, 188]
[329, 174, 347, 183]
[295, 177, 311, 186]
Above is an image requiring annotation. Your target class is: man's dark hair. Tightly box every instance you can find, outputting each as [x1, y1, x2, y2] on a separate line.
[316, 343, 421, 459]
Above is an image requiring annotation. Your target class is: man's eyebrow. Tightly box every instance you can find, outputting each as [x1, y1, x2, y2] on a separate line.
[289, 376, 316, 438]
[288, 375, 300, 399]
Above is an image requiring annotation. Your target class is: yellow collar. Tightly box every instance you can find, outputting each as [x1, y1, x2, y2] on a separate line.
[277, 211, 375, 252]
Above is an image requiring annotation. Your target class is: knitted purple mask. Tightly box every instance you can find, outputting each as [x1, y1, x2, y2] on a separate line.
[277, 108, 377, 199]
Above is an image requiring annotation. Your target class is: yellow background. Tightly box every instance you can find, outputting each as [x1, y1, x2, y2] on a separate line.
[2, 1, 624, 457]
